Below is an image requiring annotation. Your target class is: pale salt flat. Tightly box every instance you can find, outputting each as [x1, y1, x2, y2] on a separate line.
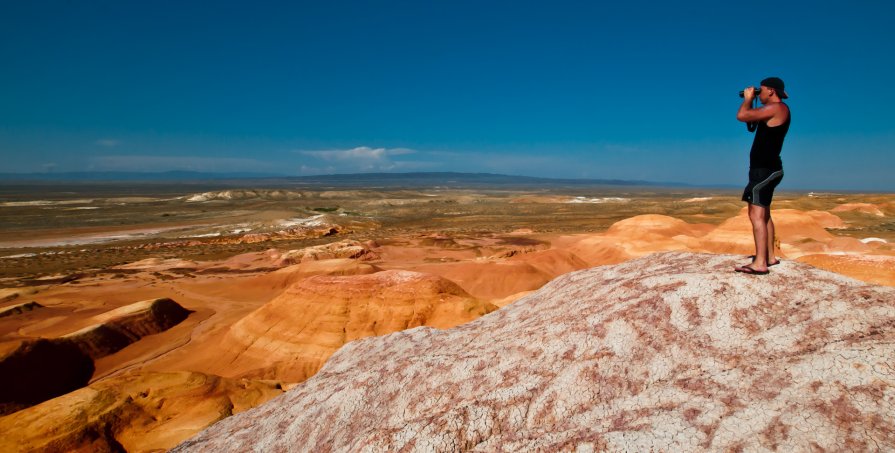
[277, 215, 327, 228]
[567, 197, 629, 204]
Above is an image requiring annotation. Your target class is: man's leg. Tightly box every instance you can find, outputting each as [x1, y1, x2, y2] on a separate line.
[767, 214, 778, 264]
[748, 203, 769, 271]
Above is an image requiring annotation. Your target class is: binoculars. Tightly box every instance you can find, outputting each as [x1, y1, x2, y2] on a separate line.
[738, 88, 763, 98]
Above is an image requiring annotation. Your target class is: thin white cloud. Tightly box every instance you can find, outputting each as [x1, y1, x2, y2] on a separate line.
[89, 155, 276, 173]
[299, 146, 415, 161]
[385, 148, 416, 156]
[296, 146, 424, 174]
[305, 148, 546, 176]
[95, 138, 121, 147]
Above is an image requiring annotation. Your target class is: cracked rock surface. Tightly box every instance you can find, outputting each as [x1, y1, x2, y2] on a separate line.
[174, 251, 895, 452]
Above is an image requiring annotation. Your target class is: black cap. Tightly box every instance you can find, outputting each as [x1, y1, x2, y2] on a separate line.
[760, 77, 788, 99]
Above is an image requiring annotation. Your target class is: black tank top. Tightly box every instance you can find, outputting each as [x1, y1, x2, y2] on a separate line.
[749, 105, 790, 170]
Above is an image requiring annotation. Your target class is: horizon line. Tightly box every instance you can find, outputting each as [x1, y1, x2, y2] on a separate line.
[0, 170, 892, 193]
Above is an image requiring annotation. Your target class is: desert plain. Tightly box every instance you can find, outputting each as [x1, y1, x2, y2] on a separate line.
[0, 175, 893, 452]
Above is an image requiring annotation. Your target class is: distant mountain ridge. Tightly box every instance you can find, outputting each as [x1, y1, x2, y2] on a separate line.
[0, 171, 283, 182]
[0, 171, 691, 188]
[287, 172, 677, 187]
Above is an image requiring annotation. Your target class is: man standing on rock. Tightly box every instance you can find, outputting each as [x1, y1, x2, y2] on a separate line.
[735, 77, 790, 275]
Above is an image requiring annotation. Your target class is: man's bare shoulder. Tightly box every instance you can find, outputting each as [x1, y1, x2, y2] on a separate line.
[767, 102, 789, 126]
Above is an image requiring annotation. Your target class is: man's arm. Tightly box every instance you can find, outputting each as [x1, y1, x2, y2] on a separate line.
[736, 87, 778, 123]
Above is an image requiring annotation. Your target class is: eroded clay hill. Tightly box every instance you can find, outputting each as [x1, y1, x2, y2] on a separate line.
[0, 298, 191, 415]
[556, 209, 895, 286]
[175, 252, 895, 452]
[0, 371, 283, 453]
[205, 270, 498, 382]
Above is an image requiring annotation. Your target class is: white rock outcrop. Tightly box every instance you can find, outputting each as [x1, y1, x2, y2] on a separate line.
[175, 252, 895, 452]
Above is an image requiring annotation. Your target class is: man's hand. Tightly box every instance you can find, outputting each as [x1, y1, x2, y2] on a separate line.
[742, 86, 756, 101]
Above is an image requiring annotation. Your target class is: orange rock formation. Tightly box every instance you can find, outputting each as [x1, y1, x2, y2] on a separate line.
[0, 298, 191, 415]
[1, 371, 282, 453]
[202, 270, 497, 382]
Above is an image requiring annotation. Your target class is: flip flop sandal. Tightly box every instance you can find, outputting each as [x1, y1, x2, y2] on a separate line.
[735, 265, 770, 275]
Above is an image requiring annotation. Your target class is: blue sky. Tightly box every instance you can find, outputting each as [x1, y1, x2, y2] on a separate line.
[1, 1, 893, 190]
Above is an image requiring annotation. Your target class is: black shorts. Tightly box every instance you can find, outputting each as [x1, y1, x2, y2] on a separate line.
[742, 168, 783, 208]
